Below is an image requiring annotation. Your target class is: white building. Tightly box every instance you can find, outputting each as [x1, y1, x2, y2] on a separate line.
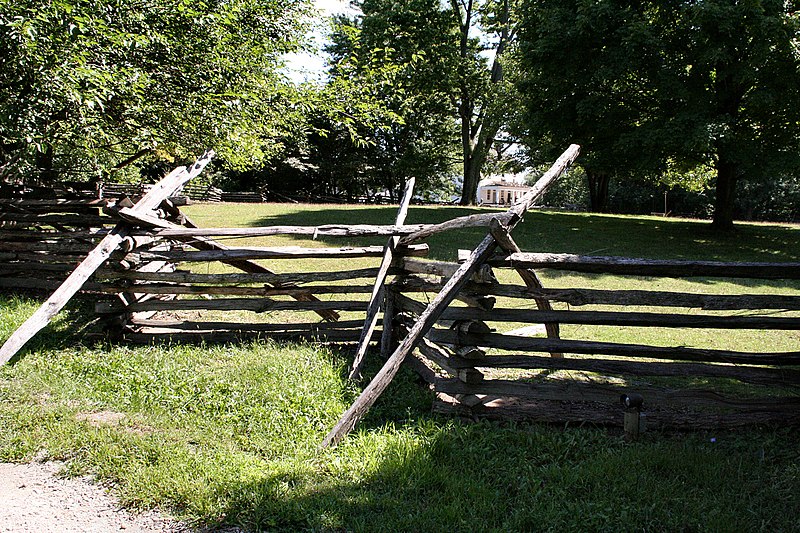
[477, 172, 531, 206]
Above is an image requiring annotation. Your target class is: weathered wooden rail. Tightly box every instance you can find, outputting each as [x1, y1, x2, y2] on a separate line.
[385, 252, 800, 431]
[90, 227, 430, 344]
[0, 195, 120, 298]
[1, 145, 798, 443]
[0, 168, 433, 349]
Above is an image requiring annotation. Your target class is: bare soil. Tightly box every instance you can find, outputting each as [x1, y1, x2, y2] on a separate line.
[0, 461, 189, 533]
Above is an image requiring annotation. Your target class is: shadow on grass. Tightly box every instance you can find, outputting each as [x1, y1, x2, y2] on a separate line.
[1, 291, 797, 531]
[253, 206, 800, 292]
[253, 206, 800, 262]
[249, 205, 503, 261]
[212, 422, 800, 532]
[157, 342, 797, 532]
[0, 294, 98, 364]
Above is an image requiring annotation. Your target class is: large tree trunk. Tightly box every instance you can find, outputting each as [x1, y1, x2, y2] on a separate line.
[459, 101, 479, 205]
[712, 159, 738, 231]
[460, 128, 492, 206]
[453, 0, 511, 206]
[34, 144, 56, 185]
[586, 171, 610, 211]
[711, 56, 743, 231]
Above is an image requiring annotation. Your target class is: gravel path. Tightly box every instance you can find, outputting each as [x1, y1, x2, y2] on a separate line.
[0, 462, 188, 532]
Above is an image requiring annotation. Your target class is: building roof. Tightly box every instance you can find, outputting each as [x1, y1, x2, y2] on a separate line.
[478, 178, 531, 190]
[478, 171, 530, 189]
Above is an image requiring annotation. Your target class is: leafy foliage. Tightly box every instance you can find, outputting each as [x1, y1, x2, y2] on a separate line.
[516, 0, 671, 210]
[0, 0, 313, 182]
[311, 0, 525, 204]
[319, 2, 461, 199]
[517, 0, 800, 227]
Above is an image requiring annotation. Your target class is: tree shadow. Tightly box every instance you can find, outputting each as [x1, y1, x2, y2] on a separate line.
[253, 206, 799, 260]
[0, 295, 99, 364]
[255, 206, 799, 290]
[249, 205, 502, 262]
[200, 421, 800, 532]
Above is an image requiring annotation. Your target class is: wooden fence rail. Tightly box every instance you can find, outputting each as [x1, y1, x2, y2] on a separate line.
[386, 251, 800, 432]
[2, 146, 798, 437]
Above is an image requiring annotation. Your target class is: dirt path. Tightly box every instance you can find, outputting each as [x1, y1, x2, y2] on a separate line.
[0, 462, 188, 532]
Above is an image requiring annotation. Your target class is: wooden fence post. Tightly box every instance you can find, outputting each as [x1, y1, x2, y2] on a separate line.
[350, 178, 416, 380]
[488, 218, 562, 357]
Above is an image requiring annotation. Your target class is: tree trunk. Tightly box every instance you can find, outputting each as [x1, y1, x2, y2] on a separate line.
[34, 145, 56, 186]
[460, 136, 487, 206]
[586, 171, 610, 211]
[452, 0, 509, 206]
[712, 160, 738, 231]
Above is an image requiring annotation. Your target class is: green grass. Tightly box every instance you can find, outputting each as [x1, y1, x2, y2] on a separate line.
[1, 204, 799, 531]
[183, 202, 800, 262]
[182, 203, 800, 354]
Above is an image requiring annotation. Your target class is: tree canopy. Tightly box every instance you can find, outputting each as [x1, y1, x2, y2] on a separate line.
[0, 0, 313, 183]
[517, 0, 800, 228]
[320, 0, 524, 204]
[323, 2, 460, 200]
[3, 0, 798, 226]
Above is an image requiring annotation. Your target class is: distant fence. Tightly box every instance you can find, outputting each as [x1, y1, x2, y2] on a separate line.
[98, 182, 408, 205]
[99, 183, 224, 203]
[5, 178, 434, 206]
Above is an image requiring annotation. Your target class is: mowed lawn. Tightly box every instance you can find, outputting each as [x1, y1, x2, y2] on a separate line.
[0, 203, 798, 531]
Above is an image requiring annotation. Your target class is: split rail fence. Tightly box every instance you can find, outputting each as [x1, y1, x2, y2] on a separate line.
[1, 146, 798, 446]
[386, 253, 800, 430]
[0, 194, 121, 300]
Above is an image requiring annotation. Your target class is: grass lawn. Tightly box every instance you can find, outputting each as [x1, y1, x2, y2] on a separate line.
[1, 204, 798, 531]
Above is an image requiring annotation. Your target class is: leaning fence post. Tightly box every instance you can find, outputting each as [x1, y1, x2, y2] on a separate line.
[349, 177, 416, 380]
[0, 151, 215, 365]
[320, 145, 580, 448]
